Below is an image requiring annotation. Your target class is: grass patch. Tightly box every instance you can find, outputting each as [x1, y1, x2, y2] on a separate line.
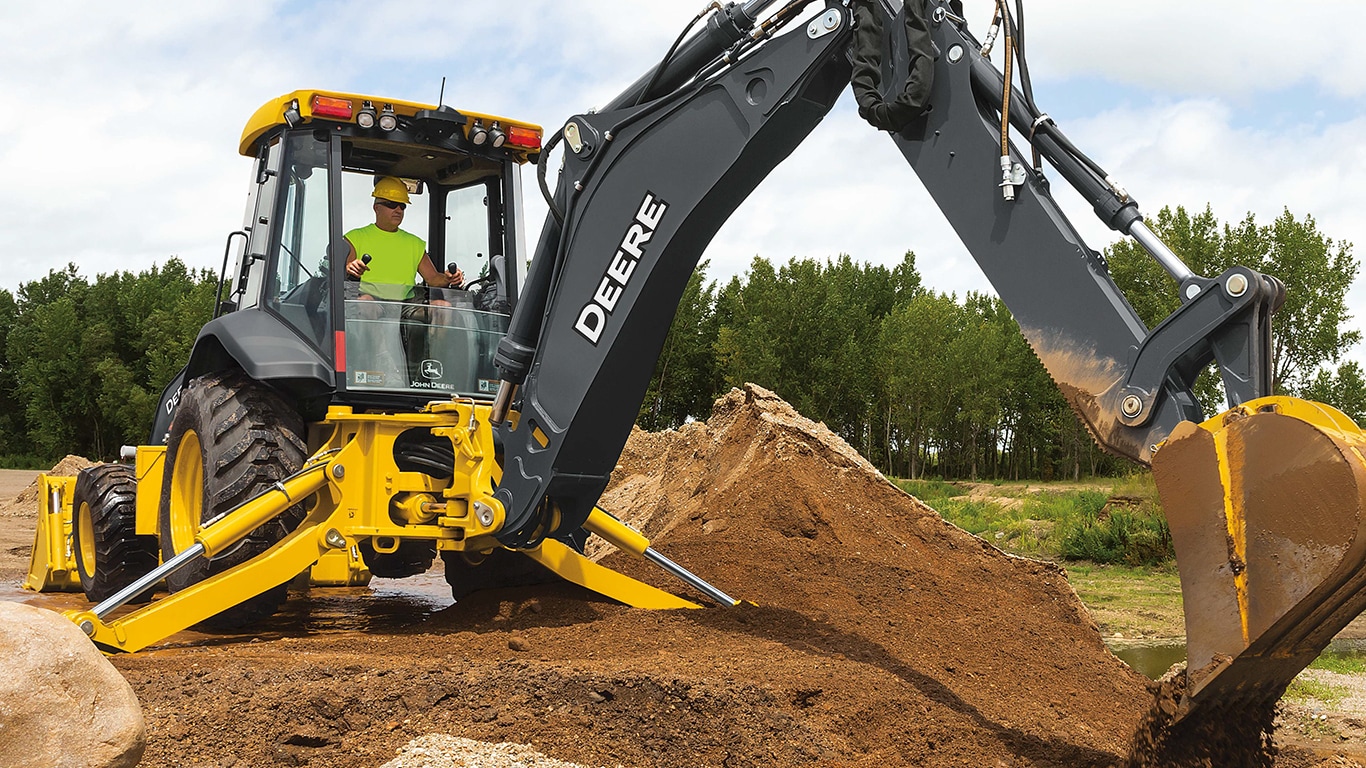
[898, 474, 1174, 566]
[894, 478, 964, 503]
[1054, 477, 1172, 566]
[1284, 676, 1350, 708]
[1310, 653, 1366, 675]
[1064, 562, 1184, 638]
[1058, 501, 1172, 566]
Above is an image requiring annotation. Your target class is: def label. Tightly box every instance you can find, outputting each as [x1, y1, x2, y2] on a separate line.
[573, 192, 669, 345]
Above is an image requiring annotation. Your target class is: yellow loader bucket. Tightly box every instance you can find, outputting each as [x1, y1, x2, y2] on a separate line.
[1153, 396, 1366, 716]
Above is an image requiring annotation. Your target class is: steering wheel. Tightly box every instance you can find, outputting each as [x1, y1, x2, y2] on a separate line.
[461, 276, 492, 293]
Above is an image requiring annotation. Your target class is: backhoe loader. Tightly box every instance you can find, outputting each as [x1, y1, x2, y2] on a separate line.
[24, 0, 1366, 725]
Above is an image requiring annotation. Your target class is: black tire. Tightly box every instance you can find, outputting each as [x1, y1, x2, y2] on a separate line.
[440, 528, 588, 600]
[358, 538, 436, 579]
[159, 370, 307, 629]
[72, 464, 159, 604]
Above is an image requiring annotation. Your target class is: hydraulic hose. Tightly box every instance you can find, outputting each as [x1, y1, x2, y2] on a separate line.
[537, 128, 566, 226]
[635, 5, 718, 107]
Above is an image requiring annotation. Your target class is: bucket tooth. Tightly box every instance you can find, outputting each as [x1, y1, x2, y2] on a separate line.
[1154, 397, 1366, 716]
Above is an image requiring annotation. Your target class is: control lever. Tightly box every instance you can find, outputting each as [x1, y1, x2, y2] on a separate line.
[346, 254, 371, 281]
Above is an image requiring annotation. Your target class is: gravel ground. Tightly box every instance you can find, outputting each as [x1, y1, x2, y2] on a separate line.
[380, 735, 614, 768]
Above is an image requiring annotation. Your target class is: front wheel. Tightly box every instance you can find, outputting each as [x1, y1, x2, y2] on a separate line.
[159, 370, 307, 629]
[72, 464, 159, 603]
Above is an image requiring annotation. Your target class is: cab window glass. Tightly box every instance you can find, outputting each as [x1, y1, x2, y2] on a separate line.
[445, 184, 492, 281]
[265, 132, 331, 348]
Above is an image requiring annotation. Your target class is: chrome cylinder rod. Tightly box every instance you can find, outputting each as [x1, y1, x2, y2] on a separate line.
[643, 547, 739, 606]
[1130, 219, 1196, 283]
[92, 543, 204, 619]
[490, 381, 517, 425]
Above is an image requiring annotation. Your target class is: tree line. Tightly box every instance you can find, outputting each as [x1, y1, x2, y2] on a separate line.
[0, 261, 216, 465]
[0, 205, 1358, 478]
[642, 205, 1362, 480]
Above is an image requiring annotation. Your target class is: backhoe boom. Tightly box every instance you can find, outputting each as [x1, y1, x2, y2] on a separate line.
[489, 0, 1366, 722]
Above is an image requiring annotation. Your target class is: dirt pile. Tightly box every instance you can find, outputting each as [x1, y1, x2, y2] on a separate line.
[0, 456, 95, 517]
[590, 384, 1152, 764]
[19, 386, 1341, 766]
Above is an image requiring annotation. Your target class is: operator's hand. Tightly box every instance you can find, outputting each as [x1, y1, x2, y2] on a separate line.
[346, 255, 371, 278]
[445, 267, 465, 289]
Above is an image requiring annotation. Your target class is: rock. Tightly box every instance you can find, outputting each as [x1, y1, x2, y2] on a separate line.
[508, 637, 532, 652]
[0, 602, 145, 768]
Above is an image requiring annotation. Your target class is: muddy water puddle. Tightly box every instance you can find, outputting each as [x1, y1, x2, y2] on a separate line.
[1, 566, 458, 648]
[1108, 637, 1366, 679]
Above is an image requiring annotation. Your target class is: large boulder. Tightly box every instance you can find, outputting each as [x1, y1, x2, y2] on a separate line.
[0, 602, 144, 768]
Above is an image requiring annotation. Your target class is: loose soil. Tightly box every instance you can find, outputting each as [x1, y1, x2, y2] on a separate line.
[0, 388, 1363, 766]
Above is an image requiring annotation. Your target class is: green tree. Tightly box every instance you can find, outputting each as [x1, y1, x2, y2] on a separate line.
[947, 293, 1008, 480]
[0, 288, 29, 457]
[713, 252, 923, 464]
[1106, 205, 1359, 409]
[6, 260, 216, 461]
[877, 291, 960, 478]
[639, 262, 722, 430]
[1302, 362, 1366, 424]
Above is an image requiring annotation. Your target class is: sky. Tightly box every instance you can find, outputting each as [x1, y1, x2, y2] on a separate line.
[2, 0, 1365, 363]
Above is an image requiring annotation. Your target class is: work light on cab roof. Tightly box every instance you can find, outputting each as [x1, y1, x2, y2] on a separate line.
[237, 88, 543, 160]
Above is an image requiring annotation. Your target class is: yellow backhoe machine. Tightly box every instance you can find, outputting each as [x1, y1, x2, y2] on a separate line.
[24, 0, 1366, 724]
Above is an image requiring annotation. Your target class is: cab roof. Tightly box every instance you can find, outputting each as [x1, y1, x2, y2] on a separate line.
[239, 89, 543, 163]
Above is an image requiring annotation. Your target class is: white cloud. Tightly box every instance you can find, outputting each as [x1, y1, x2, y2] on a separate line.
[0, 0, 1362, 378]
[983, 0, 1366, 100]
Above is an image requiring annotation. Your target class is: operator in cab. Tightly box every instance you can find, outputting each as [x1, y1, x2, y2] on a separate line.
[343, 176, 465, 299]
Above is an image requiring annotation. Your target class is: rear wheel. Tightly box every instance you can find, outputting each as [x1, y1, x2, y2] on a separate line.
[72, 464, 159, 603]
[159, 370, 307, 629]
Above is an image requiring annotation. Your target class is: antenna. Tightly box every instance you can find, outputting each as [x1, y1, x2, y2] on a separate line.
[438, 76, 446, 107]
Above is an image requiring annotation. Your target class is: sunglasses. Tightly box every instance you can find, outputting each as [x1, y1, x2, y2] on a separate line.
[376, 199, 406, 210]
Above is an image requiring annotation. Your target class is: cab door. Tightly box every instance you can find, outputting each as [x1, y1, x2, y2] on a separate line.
[262, 130, 336, 354]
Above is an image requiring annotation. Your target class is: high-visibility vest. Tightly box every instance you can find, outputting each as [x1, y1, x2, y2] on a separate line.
[345, 224, 426, 300]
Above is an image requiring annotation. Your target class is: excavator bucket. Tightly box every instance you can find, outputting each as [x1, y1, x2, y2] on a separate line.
[1152, 396, 1366, 719]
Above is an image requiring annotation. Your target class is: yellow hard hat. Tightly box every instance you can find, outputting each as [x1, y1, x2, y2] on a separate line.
[372, 176, 411, 205]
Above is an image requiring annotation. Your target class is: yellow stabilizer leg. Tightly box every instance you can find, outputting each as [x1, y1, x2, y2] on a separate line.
[1154, 396, 1366, 720]
[67, 506, 347, 653]
[521, 538, 701, 610]
[23, 475, 80, 592]
[583, 509, 740, 606]
[65, 456, 339, 653]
